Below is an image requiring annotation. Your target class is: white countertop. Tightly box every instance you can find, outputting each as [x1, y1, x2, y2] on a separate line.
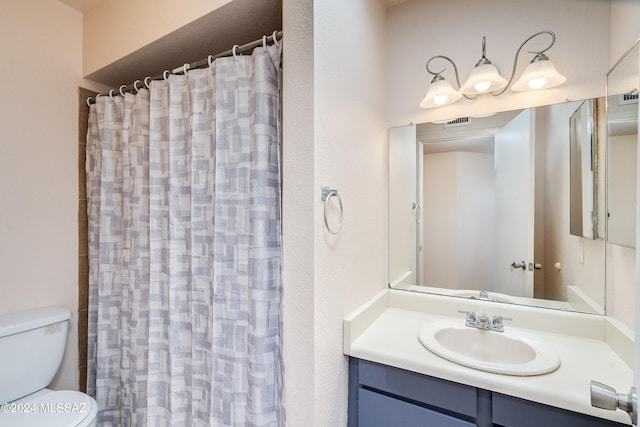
[344, 289, 634, 425]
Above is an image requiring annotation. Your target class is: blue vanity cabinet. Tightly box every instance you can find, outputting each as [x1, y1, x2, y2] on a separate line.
[348, 358, 630, 427]
[349, 358, 483, 427]
[491, 393, 629, 427]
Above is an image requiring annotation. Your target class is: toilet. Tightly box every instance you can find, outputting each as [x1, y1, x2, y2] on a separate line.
[0, 307, 97, 427]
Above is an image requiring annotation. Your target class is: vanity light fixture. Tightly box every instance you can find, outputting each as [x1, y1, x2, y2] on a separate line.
[420, 31, 566, 109]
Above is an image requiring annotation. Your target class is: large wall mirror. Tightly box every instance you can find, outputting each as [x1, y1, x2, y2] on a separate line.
[389, 100, 607, 314]
[388, 40, 640, 316]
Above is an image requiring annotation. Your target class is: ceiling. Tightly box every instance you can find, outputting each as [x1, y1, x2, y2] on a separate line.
[417, 109, 522, 154]
[60, 0, 404, 13]
[58, 0, 102, 13]
[67, 0, 281, 88]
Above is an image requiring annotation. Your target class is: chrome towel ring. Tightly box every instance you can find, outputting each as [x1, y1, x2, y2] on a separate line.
[321, 186, 343, 235]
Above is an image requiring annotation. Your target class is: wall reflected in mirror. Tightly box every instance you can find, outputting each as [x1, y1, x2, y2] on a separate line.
[389, 99, 607, 314]
[607, 40, 639, 248]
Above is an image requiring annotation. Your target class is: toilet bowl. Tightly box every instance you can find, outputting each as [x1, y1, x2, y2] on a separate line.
[0, 307, 98, 426]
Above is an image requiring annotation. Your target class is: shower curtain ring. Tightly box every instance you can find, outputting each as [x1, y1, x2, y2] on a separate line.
[182, 63, 190, 75]
[133, 80, 142, 93]
[208, 55, 214, 68]
[232, 45, 240, 59]
[119, 85, 127, 96]
[262, 35, 268, 51]
[144, 77, 152, 89]
[163, 70, 170, 81]
[109, 89, 115, 100]
[272, 31, 280, 47]
[86, 97, 93, 107]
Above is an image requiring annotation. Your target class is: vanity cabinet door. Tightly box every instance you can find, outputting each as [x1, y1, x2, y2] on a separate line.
[356, 359, 477, 417]
[358, 388, 474, 427]
[492, 393, 630, 427]
[349, 359, 480, 427]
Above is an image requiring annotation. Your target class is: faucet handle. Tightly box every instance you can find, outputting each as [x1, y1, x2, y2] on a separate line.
[458, 310, 477, 326]
[490, 315, 512, 332]
[476, 313, 491, 329]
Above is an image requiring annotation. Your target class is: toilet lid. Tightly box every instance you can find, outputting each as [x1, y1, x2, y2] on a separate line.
[0, 390, 97, 427]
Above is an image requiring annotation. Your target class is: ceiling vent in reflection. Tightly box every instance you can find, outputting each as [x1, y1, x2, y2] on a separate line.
[443, 117, 472, 128]
[619, 89, 638, 105]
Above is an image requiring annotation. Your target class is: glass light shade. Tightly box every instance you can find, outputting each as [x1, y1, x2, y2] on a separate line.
[420, 78, 462, 108]
[511, 59, 566, 92]
[460, 63, 508, 96]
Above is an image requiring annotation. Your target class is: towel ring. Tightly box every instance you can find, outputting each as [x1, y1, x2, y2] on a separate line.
[321, 186, 343, 235]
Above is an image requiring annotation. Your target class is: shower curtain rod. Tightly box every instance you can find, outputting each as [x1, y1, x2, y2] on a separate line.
[87, 30, 282, 105]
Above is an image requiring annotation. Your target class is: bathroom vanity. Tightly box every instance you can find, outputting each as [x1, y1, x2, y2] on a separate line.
[344, 290, 634, 426]
[349, 359, 627, 426]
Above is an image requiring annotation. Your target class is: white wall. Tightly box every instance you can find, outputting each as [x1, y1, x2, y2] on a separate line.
[313, 1, 388, 424]
[386, 0, 610, 126]
[0, 0, 101, 391]
[610, 0, 640, 66]
[608, 134, 638, 248]
[281, 0, 315, 423]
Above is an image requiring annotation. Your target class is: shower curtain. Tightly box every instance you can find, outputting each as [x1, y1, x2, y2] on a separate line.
[85, 43, 284, 427]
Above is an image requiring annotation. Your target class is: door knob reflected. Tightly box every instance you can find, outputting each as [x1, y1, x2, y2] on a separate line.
[510, 261, 526, 271]
[528, 262, 542, 271]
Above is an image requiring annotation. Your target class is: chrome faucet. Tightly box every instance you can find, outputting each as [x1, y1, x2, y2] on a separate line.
[477, 313, 490, 329]
[458, 310, 510, 332]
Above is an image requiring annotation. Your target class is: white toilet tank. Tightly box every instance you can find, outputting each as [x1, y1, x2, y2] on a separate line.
[0, 307, 72, 403]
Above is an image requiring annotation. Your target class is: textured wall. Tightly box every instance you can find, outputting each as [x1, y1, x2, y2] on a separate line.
[0, 0, 83, 391]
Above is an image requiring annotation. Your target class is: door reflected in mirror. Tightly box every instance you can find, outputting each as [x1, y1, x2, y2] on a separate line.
[570, 99, 604, 240]
[388, 100, 606, 314]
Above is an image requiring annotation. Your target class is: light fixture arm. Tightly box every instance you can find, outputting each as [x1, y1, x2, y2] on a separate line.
[476, 36, 491, 66]
[492, 30, 557, 96]
[425, 55, 474, 100]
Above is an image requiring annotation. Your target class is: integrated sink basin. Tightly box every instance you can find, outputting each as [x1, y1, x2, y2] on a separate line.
[418, 320, 560, 376]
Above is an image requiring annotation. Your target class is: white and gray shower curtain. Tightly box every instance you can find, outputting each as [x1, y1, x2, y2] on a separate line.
[85, 43, 284, 426]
